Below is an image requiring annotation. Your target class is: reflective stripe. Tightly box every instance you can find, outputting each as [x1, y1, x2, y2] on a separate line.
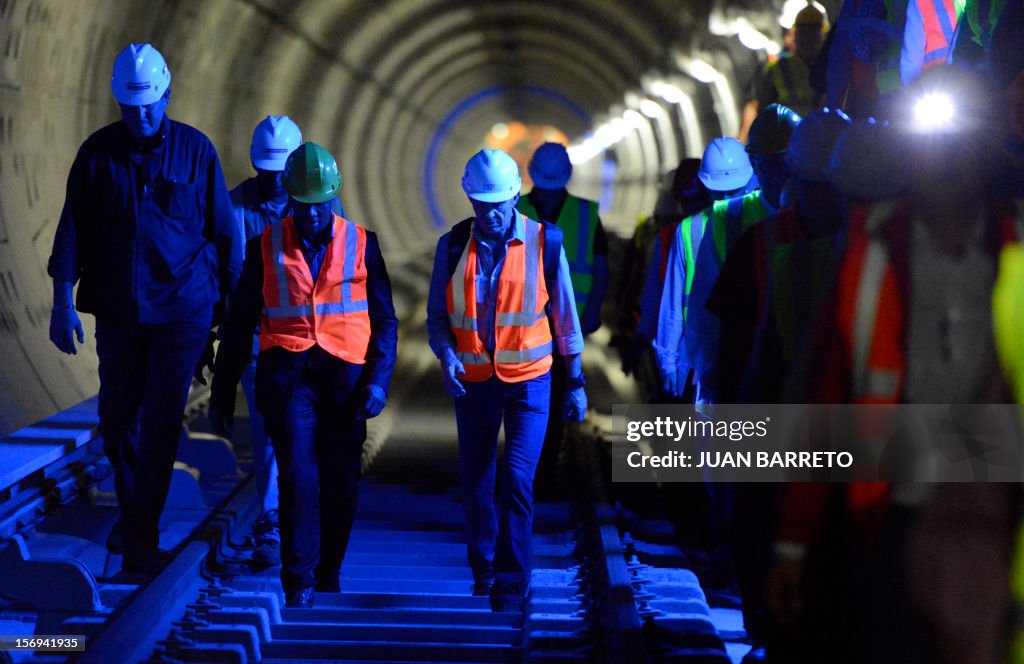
[497, 311, 545, 326]
[270, 223, 293, 309]
[522, 214, 539, 317]
[450, 312, 478, 331]
[458, 351, 492, 365]
[449, 236, 472, 330]
[266, 303, 315, 318]
[923, 48, 950, 63]
[853, 237, 891, 399]
[265, 300, 370, 318]
[496, 341, 553, 364]
[316, 300, 369, 315]
[572, 200, 592, 274]
[931, 0, 955, 41]
[341, 220, 357, 304]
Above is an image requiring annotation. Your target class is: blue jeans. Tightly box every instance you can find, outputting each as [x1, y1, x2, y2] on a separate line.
[454, 372, 550, 595]
[241, 356, 278, 517]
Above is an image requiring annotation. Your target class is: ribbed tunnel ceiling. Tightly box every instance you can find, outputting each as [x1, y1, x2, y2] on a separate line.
[0, 0, 829, 436]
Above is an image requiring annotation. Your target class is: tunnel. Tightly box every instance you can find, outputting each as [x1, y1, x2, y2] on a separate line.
[0, 0, 839, 436]
[4, 1, 1023, 662]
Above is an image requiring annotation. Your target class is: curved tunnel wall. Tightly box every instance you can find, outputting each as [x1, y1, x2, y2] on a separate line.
[0, 0, 829, 436]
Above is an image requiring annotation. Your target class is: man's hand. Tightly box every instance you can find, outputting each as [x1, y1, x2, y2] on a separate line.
[357, 384, 387, 420]
[50, 307, 84, 355]
[563, 387, 587, 423]
[193, 331, 217, 385]
[208, 402, 234, 439]
[661, 369, 682, 397]
[440, 347, 467, 398]
[767, 556, 804, 630]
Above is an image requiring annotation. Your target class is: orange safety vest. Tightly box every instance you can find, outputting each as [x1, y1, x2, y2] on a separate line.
[259, 214, 371, 364]
[918, 0, 959, 70]
[447, 214, 554, 383]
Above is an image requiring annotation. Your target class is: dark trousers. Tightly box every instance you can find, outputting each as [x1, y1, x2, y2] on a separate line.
[455, 372, 550, 594]
[258, 346, 366, 591]
[537, 359, 566, 484]
[95, 308, 212, 553]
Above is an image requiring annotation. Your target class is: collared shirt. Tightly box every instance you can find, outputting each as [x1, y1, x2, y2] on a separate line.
[229, 177, 347, 245]
[47, 117, 241, 324]
[297, 223, 333, 284]
[426, 215, 585, 361]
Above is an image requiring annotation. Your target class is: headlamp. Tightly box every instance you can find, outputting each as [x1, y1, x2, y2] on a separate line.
[913, 92, 956, 133]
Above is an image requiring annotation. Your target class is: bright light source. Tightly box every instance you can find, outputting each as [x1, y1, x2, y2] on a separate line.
[651, 80, 686, 104]
[490, 122, 509, 140]
[737, 22, 770, 51]
[913, 92, 955, 132]
[685, 59, 719, 83]
[567, 144, 597, 164]
[610, 116, 629, 137]
[593, 122, 621, 148]
[623, 109, 648, 130]
[639, 99, 664, 118]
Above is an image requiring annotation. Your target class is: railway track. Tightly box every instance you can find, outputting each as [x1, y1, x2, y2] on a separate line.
[0, 319, 746, 662]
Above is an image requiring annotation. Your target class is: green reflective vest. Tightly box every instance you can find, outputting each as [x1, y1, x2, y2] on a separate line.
[677, 209, 712, 326]
[770, 55, 817, 117]
[709, 190, 772, 269]
[518, 192, 600, 319]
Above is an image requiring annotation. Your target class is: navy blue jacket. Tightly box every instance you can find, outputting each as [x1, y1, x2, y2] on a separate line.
[211, 225, 398, 415]
[48, 117, 241, 323]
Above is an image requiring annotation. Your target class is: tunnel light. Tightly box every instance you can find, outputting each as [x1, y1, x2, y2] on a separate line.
[639, 99, 664, 119]
[684, 59, 720, 84]
[567, 143, 598, 165]
[623, 109, 648, 130]
[650, 80, 686, 105]
[709, 12, 782, 56]
[593, 121, 623, 148]
[490, 122, 510, 140]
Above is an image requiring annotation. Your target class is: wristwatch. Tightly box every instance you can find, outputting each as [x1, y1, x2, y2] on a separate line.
[566, 373, 587, 390]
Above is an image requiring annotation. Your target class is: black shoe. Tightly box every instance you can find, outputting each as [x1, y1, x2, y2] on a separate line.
[285, 586, 315, 608]
[251, 511, 281, 567]
[472, 577, 495, 596]
[489, 592, 524, 613]
[122, 548, 172, 575]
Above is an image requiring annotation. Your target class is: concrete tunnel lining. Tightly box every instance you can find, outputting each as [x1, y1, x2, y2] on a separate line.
[0, 0, 814, 435]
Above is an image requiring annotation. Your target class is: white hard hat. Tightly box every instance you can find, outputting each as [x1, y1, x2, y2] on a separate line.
[251, 116, 303, 171]
[528, 142, 572, 190]
[111, 43, 171, 106]
[462, 149, 522, 203]
[699, 137, 754, 192]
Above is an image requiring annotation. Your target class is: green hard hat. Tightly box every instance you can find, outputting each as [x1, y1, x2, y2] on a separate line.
[283, 142, 341, 204]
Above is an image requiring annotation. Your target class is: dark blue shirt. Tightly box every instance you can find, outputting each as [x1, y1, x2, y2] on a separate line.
[48, 117, 241, 323]
[229, 177, 347, 245]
